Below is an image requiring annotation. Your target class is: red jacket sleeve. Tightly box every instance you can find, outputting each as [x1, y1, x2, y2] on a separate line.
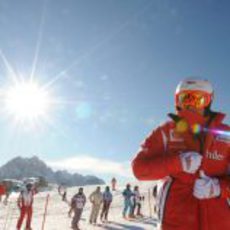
[218, 125, 230, 198]
[219, 145, 230, 198]
[132, 124, 182, 180]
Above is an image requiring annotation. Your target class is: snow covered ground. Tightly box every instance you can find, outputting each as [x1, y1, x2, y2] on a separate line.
[0, 181, 160, 230]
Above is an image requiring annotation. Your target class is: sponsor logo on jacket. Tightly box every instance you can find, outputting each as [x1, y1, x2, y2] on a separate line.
[206, 151, 224, 161]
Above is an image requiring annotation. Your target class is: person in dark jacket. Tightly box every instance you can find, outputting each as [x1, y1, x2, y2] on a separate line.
[100, 186, 113, 222]
[131, 185, 143, 217]
[69, 187, 86, 230]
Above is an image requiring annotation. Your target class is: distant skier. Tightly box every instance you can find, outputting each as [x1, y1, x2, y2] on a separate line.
[152, 185, 158, 213]
[111, 177, 117, 191]
[100, 186, 113, 222]
[132, 78, 230, 229]
[62, 189, 67, 202]
[131, 185, 143, 217]
[58, 184, 67, 202]
[122, 184, 134, 219]
[69, 187, 86, 230]
[1, 180, 13, 205]
[152, 185, 157, 198]
[89, 186, 103, 225]
[16, 183, 37, 230]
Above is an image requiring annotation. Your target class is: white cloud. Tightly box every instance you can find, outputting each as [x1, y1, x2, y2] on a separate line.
[47, 155, 133, 178]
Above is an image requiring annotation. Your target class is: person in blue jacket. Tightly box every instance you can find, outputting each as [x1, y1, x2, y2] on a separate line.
[122, 184, 134, 219]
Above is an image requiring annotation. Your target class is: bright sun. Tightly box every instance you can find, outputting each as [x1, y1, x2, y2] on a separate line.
[3, 81, 52, 123]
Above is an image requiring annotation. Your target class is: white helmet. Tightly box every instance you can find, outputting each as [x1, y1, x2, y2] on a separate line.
[175, 78, 214, 109]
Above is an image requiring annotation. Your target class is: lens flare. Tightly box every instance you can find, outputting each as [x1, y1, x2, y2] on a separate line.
[192, 124, 202, 134]
[203, 128, 230, 138]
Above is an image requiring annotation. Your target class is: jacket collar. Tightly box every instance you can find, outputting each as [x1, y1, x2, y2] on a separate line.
[168, 110, 226, 127]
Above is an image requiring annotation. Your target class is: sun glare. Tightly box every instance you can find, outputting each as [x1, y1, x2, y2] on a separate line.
[3, 81, 52, 123]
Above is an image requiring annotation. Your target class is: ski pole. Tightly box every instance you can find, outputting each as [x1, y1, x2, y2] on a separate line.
[41, 194, 50, 230]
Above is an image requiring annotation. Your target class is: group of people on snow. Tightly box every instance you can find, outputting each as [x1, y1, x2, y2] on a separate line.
[0, 178, 150, 230]
[122, 184, 144, 219]
[69, 183, 145, 230]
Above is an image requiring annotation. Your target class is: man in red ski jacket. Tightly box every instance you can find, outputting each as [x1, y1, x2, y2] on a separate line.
[17, 183, 37, 230]
[132, 78, 230, 230]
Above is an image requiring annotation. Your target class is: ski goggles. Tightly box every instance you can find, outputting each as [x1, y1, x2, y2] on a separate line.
[176, 90, 212, 109]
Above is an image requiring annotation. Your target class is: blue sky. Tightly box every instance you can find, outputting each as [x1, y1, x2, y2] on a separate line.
[0, 0, 229, 182]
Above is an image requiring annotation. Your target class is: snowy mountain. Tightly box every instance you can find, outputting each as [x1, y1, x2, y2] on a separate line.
[0, 156, 105, 186]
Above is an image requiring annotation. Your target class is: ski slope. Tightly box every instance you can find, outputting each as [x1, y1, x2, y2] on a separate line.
[0, 182, 160, 230]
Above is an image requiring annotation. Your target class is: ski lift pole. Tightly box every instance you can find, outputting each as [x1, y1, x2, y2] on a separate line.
[41, 194, 50, 230]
